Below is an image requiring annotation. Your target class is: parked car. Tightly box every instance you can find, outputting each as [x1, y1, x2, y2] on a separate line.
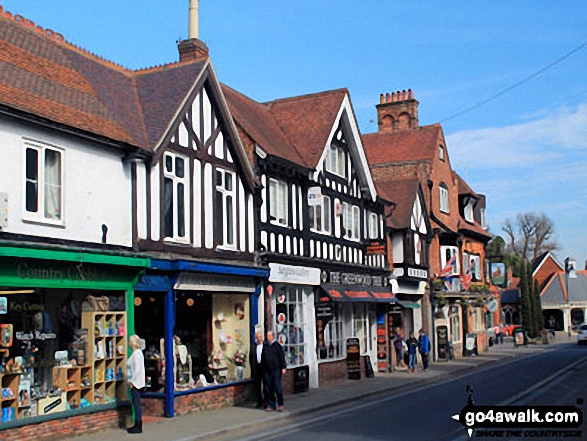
[577, 324, 587, 345]
[502, 324, 522, 336]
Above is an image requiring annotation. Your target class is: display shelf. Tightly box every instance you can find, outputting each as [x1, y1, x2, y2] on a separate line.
[82, 311, 127, 404]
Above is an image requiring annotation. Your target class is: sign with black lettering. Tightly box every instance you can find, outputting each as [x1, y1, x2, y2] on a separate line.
[437, 325, 449, 360]
[346, 337, 361, 380]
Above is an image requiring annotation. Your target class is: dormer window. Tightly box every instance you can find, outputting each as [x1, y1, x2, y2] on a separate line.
[325, 144, 347, 178]
[438, 145, 445, 161]
[480, 209, 487, 229]
[464, 200, 474, 223]
[439, 184, 449, 213]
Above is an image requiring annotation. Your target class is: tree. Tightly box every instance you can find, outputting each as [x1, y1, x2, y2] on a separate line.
[502, 213, 559, 262]
[532, 279, 543, 335]
[519, 260, 533, 334]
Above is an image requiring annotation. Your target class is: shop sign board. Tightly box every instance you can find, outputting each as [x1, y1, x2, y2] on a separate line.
[0, 258, 139, 290]
[346, 337, 361, 380]
[324, 270, 387, 287]
[490, 263, 506, 287]
[437, 325, 449, 360]
[174, 273, 256, 292]
[464, 333, 478, 356]
[315, 303, 334, 324]
[268, 263, 321, 285]
[293, 365, 309, 394]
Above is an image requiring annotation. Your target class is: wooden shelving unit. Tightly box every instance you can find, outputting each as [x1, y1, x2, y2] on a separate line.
[81, 311, 127, 405]
[1, 373, 19, 422]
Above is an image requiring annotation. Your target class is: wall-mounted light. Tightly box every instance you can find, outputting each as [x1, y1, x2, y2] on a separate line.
[134, 297, 142, 307]
[186, 298, 194, 307]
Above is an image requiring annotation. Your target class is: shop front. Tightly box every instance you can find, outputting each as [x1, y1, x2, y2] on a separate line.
[134, 259, 269, 418]
[316, 269, 393, 384]
[0, 243, 148, 440]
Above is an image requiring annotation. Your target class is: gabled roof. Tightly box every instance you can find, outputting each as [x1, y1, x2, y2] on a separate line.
[0, 10, 197, 153]
[532, 251, 563, 276]
[221, 84, 307, 167]
[362, 124, 442, 165]
[375, 179, 422, 230]
[453, 171, 479, 197]
[266, 89, 348, 169]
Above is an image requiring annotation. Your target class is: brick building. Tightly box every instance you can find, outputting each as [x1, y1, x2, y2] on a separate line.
[363, 91, 494, 359]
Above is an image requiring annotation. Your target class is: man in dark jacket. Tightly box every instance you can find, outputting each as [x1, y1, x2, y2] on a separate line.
[261, 330, 287, 412]
[418, 329, 431, 370]
[250, 331, 265, 408]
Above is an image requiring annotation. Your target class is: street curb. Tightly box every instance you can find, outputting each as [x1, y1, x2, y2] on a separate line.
[186, 345, 561, 441]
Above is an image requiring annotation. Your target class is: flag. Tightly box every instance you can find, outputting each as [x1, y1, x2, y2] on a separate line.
[438, 254, 457, 278]
[461, 266, 472, 292]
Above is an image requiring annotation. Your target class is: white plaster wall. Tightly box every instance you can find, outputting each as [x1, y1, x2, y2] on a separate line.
[0, 118, 133, 247]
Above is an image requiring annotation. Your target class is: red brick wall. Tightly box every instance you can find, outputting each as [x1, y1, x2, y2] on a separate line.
[1, 408, 129, 441]
[371, 162, 430, 182]
[318, 359, 347, 386]
[142, 384, 252, 417]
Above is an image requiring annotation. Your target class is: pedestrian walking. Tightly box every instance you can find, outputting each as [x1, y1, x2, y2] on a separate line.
[418, 329, 430, 370]
[406, 331, 418, 372]
[250, 331, 265, 408]
[498, 323, 504, 344]
[393, 330, 404, 368]
[127, 334, 145, 434]
[262, 330, 287, 412]
[493, 325, 500, 345]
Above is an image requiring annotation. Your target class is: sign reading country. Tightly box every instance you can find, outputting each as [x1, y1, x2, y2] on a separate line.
[491, 263, 506, 287]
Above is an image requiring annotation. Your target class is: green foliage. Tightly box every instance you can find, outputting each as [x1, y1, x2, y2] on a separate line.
[532, 279, 543, 335]
[520, 260, 535, 337]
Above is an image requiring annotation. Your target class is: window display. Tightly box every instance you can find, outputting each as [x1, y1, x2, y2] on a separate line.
[135, 291, 251, 392]
[0, 288, 126, 423]
[318, 304, 343, 360]
[273, 285, 307, 367]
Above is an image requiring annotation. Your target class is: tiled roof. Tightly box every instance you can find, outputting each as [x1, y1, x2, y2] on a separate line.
[267, 89, 348, 168]
[453, 171, 478, 197]
[362, 124, 442, 165]
[0, 9, 206, 152]
[221, 84, 307, 167]
[374, 178, 421, 229]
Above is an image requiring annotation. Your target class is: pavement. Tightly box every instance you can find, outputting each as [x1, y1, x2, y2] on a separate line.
[69, 339, 567, 441]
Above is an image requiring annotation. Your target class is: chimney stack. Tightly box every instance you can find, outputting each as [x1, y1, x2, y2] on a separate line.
[178, 0, 209, 62]
[375, 89, 419, 133]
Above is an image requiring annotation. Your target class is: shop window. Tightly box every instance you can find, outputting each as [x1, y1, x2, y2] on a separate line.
[318, 304, 344, 361]
[273, 285, 307, 367]
[450, 308, 461, 343]
[269, 178, 288, 226]
[215, 168, 237, 248]
[136, 291, 251, 390]
[571, 308, 585, 329]
[439, 184, 449, 213]
[163, 152, 189, 241]
[24, 142, 63, 223]
[309, 195, 331, 234]
[325, 144, 347, 178]
[351, 304, 374, 355]
[0, 288, 126, 422]
[368, 212, 379, 239]
[471, 255, 482, 282]
[341, 202, 360, 241]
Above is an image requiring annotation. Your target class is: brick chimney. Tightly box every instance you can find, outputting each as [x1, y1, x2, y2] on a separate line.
[178, 0, 209, 62]
[376, 89, 419, 133]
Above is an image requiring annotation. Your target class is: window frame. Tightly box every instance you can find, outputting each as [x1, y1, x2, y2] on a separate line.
[269, 178, 289, 227]
[163, 152, 190, 243]
[464, 200, 474, 223]
[439, 184, 449, 213]
[319, 303, 345, 361]
[309, 194, 332, 235]
[438, 144, 445, 161]
[480, 208, 487, 229]
[325, 144, 347, 178]
[215, 167, 237, 249]
[341, 202, 361, 241]
[440, 245, 460, 276]
[368, 212, 379, 239]
[272, 285, 308, 368]
[23, 140, 64, 226]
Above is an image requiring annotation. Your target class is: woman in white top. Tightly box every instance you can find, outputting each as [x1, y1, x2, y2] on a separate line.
[127, 334, 145, 434]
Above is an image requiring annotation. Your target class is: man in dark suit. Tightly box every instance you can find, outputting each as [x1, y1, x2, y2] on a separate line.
[250, 331, 265, 408]
[261, 330, 287, 412]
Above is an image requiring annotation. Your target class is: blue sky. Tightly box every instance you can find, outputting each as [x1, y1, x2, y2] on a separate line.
[5, 0, 587, 263]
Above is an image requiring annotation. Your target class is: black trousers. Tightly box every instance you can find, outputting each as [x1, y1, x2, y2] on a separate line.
[253, 368, 264, 406]
[263, 369, 284, 409]
[421, 352, 429, 370]
[131, 387, 142, 424]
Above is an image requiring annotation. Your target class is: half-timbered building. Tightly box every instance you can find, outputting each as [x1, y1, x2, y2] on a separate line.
[224, 86, 391, 389]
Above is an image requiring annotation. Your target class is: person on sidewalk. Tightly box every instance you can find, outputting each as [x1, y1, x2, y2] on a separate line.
[498, 323, 505, 344]
[127, 334, 145, 434]
[250, 331, 265, 409]
[262, 330, 287, 412]
[406, 331, 418, 373]
[418, 329, 430, 371]
[393, 330, 404, 369]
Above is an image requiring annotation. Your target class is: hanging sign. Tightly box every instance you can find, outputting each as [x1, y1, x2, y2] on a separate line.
[490, 263, 506, 287]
